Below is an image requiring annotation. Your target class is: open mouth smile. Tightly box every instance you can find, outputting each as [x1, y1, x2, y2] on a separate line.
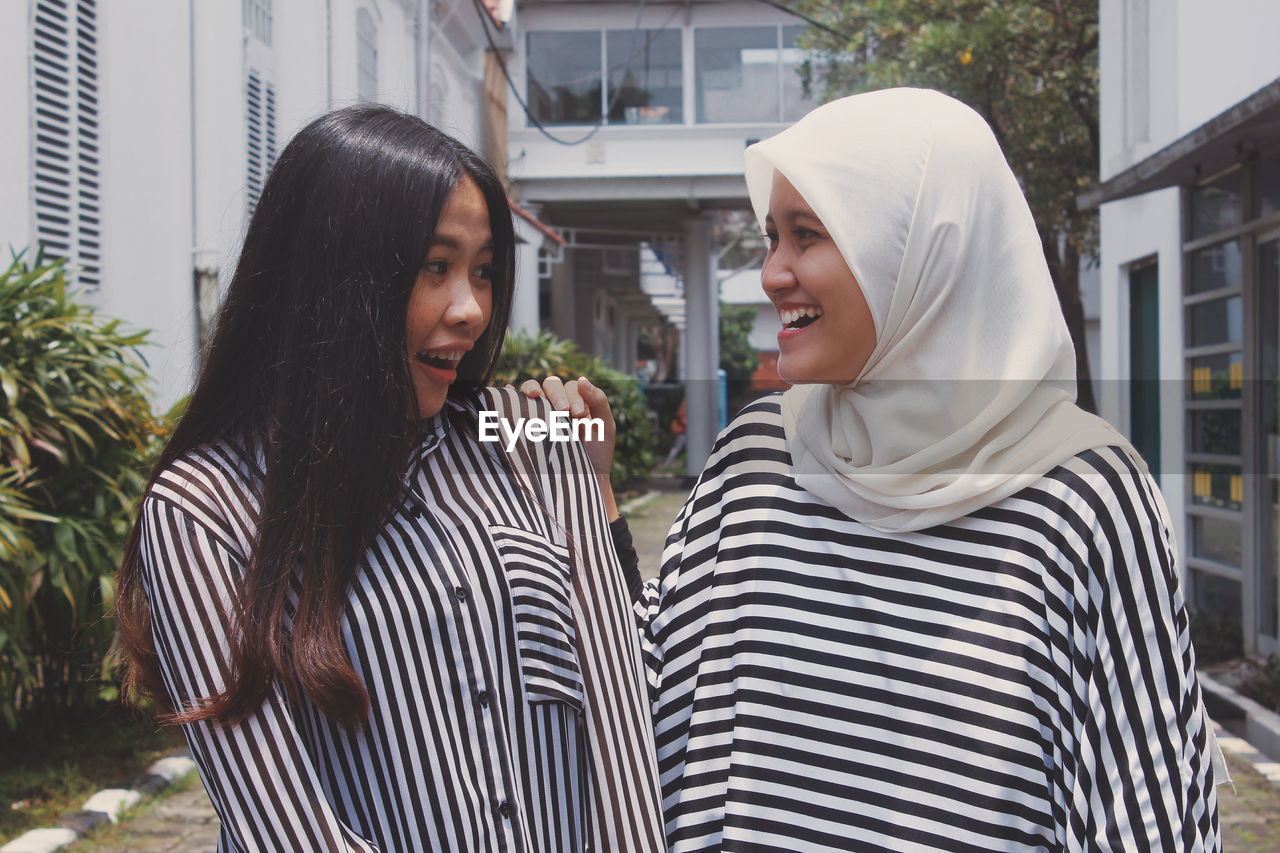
[780, 306, 824, 332]
[415, 349, 465, 370]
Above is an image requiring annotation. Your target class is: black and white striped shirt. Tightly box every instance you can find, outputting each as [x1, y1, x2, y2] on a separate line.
[138, 388, 664, 853]
[626, 396, 1219, 852]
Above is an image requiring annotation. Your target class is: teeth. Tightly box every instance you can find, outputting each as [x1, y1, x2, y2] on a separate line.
[780, 306, 824, 326]
[422, 350, 463, 362]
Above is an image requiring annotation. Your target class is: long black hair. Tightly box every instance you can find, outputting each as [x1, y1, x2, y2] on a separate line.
[116, 104, 515, 727]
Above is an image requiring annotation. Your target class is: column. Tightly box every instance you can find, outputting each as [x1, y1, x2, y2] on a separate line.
[682, 216, 719, 476]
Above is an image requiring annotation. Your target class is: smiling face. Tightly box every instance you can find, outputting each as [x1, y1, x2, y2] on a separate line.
[406, 176, 494, 418]
[762, 171, 876, 385]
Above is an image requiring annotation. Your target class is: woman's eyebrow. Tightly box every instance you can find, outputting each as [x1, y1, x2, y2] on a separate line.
[769, 207, 823, 226]
[426, 234, 494, 251]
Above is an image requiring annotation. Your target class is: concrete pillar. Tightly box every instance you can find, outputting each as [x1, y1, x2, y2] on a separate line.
[510, 212, 543, 334]
[549, 248, 575, 341]
[682, 216, 719, 476]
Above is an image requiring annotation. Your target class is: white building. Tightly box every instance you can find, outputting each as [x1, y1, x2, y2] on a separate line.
[1087, 0, 1280, 653]
[508, 0, 819, 471]
[2, 0, 512, 409]
[3, 0, 816, 476]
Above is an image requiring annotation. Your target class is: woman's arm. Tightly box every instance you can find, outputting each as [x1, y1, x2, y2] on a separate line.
[1063, 448, 1220, 851]
[138, 495, 380, 853]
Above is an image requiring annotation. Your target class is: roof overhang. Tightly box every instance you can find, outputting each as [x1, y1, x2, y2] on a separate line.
[1078, 76, 1280, 210]
[515, 175, 750, 231]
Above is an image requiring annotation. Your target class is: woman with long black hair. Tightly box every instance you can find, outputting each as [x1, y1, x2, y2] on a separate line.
[114, 105, 664, 852]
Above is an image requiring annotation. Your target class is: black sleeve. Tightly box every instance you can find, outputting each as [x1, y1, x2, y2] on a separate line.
[609, 515, 643, 604]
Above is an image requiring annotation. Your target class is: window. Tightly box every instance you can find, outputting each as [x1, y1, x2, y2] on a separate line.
[607, 29, 683, 124]
[695, 27, 779, 123]
[780, 26, 820, 122]
[528, 29, 685, 126]
[357, 8, 378, 103]
[527, 31, 603, 125]
[31, 0, 101, 288]
[243, 0, 273, 45]
[695, 25, 819, 123]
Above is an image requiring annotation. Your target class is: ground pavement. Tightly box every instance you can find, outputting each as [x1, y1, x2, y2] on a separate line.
[75, 489, 1280, 850]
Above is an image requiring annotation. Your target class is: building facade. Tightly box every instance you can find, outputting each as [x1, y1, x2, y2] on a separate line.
[1089, 0, 1280, 653]
[2, 0, 507, 409]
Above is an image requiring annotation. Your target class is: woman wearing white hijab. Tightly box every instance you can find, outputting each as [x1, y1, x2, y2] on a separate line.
[528, 88, 1221, 851]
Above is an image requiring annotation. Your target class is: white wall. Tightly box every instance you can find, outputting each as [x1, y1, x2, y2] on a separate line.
[93, 1, 199, 408]
[0, 2, 30, 256]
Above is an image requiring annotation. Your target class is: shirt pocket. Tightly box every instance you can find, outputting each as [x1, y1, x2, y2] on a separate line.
[489, 524, 585, 711]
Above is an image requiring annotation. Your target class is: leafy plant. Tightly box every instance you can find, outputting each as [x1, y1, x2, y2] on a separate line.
[494, 329, 657, 485]
[0, 251, 157, 742]
[1238, 655, 1280, 713]
[1188, 607, 1244, 666]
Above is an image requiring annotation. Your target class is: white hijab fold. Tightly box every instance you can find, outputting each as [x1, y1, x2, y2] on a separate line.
[744, 88, 1134, 532]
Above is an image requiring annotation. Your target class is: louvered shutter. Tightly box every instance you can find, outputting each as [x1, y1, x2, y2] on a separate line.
[245, 70, 277, 213]
[31, 0, 101, 288]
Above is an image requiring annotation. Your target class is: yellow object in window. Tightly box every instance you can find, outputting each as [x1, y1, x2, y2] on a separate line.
[1193, 470, 1212, 498]
[1231, 474, 1244, 504]
[1193, 366, 1212, 395]
[1229, 361, 1243, 390]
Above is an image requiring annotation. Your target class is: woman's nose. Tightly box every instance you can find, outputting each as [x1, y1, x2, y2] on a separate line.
[760, 250, 794, 297]
[445, 281, 484, 327]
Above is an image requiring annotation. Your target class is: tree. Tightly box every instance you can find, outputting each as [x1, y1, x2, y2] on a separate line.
[796, 0, 1099, 411]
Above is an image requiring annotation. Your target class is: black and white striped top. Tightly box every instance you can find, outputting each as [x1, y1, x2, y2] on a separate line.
[138, 388, 665, 853]
[626, 396, 1219, 852]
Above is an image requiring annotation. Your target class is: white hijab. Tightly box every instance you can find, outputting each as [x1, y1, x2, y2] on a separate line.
[743, 88, 1134, 532]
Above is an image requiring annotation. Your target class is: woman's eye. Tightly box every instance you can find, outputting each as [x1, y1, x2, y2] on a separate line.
[474, 264, 496, 281]
[764, 231, 778, 247]
[422, 259, 448, 275]
[794, 227, 819, 241]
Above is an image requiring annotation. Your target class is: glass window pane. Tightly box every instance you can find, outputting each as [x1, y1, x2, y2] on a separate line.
[1257, 155, 1280, 219]
[1187, 240, 1242, 294]
[1191, 514, 1242, 566]
[607, 29, 682, 124]
[528, 31, 603, 125]
[1189, 409, 1241, 456]
[1187, 295, 1242, 347]
[1189, 462, 1243, 510]
[780, 26, 820, 122]
[695, 27, 780, 123]
[1190, 170, 1243, 239]
[1188, 352, 1242, 400]
[1188, 569, 1243, 662]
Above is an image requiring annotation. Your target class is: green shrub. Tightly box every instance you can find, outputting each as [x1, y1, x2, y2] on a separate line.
[0, 252, 156, 741]
[1188, 607, 1244, 666]
[494, 329, 657, 485]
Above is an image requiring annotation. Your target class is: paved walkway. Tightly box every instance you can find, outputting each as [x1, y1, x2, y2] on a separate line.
[75, 487, 1280, 850]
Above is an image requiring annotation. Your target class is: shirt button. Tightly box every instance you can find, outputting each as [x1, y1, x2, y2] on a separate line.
[409, 504, 425, 518]
[454, 586, 468, 603]
[477, 689, 491, 707]
[497, 800, 511, 819]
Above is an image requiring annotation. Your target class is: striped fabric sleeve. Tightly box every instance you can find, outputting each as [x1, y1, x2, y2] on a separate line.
[501, 389, 666, 853]
[137, 495, 381, 853]
[1063, 449, 1220, 851]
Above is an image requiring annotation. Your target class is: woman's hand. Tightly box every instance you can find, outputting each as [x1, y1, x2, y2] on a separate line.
[519, 376, 619, 518]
